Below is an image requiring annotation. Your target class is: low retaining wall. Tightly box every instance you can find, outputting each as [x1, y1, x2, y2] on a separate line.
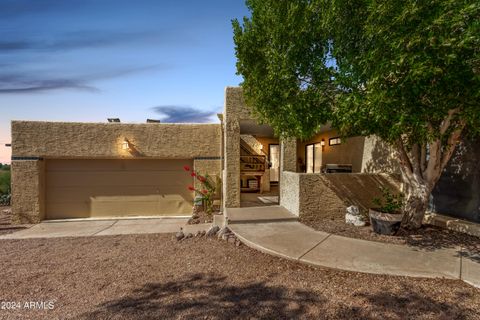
[280, 171, 400, 217]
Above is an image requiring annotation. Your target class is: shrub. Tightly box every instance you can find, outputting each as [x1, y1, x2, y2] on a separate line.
[183, 166, 219, 215]
[372, 187, 404, 214]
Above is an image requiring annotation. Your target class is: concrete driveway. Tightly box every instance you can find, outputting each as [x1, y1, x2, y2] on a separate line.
[0, 218, 208, 239]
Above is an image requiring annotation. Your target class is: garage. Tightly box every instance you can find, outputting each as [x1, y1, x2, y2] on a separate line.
[45, 159, 194, 219]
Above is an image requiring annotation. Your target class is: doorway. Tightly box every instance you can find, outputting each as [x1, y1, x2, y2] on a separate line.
[269, 144, 280, 182]
[305, 143, 322, 173]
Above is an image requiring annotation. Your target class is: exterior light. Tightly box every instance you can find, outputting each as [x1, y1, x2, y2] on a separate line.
[122, 139, 130, 150]
[320, 139, 325, 146]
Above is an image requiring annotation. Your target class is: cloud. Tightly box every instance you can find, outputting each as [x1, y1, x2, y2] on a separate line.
[0, 30, 172, 53]
[0, 79, 97, 94]
[0, 65, 166, 94]
[152, 105, 219, 123]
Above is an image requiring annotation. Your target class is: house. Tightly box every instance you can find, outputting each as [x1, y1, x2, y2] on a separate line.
[10, 87, 479, 228]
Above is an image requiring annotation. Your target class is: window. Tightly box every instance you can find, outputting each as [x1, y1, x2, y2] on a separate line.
[329, 137, 341, 146]
[305, 143, 322, 173]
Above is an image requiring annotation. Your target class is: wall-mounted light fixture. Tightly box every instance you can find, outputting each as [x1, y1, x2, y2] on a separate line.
[122, 139, 131, 151]
[320, 139, 325, 151]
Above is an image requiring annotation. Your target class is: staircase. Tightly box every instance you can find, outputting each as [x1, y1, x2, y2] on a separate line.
[240, 136, 269, 192]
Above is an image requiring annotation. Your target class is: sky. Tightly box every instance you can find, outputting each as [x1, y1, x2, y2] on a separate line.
[0, 0, 250, 164]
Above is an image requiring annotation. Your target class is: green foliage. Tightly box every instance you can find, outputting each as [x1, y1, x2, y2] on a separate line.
[184, 166, 219, 216]
[233, 0, 480, 145]
[0, 170, 11, 195]
[372, 187, 404, 214]
[232, 0, 335, 139]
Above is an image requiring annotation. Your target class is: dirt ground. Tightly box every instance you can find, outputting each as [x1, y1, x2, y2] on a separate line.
[300, 209, 480, 255]
[0, 233, 479, 320]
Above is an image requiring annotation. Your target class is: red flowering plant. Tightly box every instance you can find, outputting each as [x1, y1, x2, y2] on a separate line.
[184, 165, 217, 215]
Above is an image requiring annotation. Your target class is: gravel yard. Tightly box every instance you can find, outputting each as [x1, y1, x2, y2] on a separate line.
[300, 209, 480, 255]
[0, 233, 479, 319]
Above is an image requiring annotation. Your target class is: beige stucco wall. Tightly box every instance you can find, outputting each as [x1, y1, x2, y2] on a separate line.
[297, 130, 366, 173]
[280, 171, 300, 215]
[361, 136, 401, 174]
[11, 121, 222, 223]
[12, 121, 221, 159]
[11, 160, 45, 224]
[223, 87, 253, 208]
[280, 172, 400, 218]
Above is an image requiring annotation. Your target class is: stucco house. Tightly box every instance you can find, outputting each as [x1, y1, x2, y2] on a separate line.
[10, 87, 479, 230]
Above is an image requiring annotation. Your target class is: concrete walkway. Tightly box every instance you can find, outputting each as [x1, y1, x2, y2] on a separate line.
[227, 208, 480, 288]
[0, 217, 208, 239]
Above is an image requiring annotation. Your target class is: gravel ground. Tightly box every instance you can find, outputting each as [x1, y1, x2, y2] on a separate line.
[300, 209, 480, 255]
[0, 206, 30, 236]
[0, 233, 479, 319]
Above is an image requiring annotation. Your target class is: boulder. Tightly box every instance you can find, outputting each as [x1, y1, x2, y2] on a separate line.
[345, 205, 366, 227]
[175, 230, 185, 241]
[206, 225, 220, 237]
[217, 226, 229, 239]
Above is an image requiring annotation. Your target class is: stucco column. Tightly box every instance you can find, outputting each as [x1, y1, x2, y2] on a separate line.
[223, 119, 241, 208]
[11, 160, 45, 224]
[280, 137, 297, 173]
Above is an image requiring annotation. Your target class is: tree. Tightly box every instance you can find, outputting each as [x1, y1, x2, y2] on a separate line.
[233, 0, 480, 229]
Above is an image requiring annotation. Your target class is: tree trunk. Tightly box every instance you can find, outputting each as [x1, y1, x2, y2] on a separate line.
[401, 177, 430, 229]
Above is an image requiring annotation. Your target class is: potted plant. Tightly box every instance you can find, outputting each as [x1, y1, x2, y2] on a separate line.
[370, 187, 404, 235]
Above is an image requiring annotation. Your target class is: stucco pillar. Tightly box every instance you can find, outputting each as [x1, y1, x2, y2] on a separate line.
[223, 119, 241, 208]
[280, 137, 297, 173]
[11, 160, 45, 224]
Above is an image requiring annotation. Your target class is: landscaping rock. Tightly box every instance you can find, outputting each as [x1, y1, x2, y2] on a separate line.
[227, 236, 236, 244]
[345, 205, 366, 227]
[175, 230, 185, 241]
[184, 233, 193, 240]
[235, 239, 242, 247]
[217, 226, 229, 239]
[206, 225, 220, 237]
[2, 208, 11, 214]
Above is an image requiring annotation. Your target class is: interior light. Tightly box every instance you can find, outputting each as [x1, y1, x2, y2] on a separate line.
[122, 139, 130, 150]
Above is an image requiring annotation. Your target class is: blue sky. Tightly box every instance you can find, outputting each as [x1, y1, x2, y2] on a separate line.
[0, 0, 250, 163]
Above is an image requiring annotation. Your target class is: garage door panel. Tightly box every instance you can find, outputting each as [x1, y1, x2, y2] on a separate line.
[46, 186, 193, 203]
[46, 171, 191, 187]
[46, 159, 194, 219]
[47, 159, 190, 172]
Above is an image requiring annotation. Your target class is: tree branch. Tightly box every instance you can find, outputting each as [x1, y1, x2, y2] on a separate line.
[395, 138, 414, 179]
[440, 108, 459, 135]
[440, 121, 465, 170]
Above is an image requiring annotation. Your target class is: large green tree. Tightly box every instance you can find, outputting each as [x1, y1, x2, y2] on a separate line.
[233, 0, 480, 228]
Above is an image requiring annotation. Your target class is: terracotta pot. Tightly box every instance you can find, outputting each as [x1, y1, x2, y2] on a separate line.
[369, 209, 403, 235]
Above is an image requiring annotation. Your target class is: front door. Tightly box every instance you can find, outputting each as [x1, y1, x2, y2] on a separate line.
[269, 144, 280, 182]
[306, 143, 322, 173]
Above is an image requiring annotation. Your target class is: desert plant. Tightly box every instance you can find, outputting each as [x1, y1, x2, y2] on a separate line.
[183, 165, 218, 215]
[0, 170, 10, 195]
[0, 193, 10, 206]
[372, 187, 404, 214]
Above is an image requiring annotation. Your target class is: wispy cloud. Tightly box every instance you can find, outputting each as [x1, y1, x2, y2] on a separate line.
[152, 105, 219, 123]
[0, 30, 174, 53]
[0, 65, 167, 94]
